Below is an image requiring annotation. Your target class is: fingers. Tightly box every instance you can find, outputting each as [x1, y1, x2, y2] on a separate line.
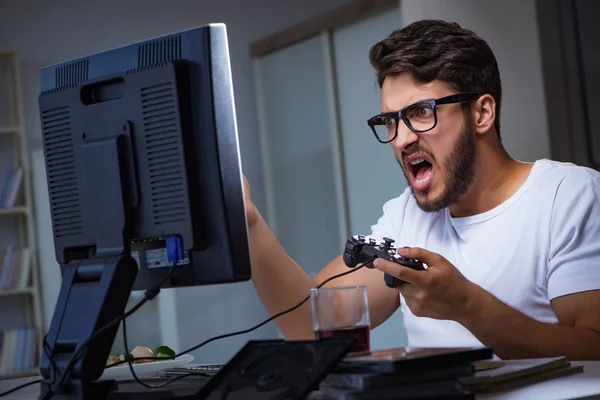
[398, 246, 442, 265]
[373, 258, 423, 285]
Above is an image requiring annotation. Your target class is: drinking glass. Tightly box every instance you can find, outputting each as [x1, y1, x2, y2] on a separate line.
[310, 285, 370, 353]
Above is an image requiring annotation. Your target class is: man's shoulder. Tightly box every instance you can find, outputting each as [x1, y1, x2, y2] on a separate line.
[532, 159, 600, 214]
[535, 159, 600, 186]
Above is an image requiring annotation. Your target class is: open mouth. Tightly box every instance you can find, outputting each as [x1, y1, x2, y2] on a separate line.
[406, 157, 434, 191]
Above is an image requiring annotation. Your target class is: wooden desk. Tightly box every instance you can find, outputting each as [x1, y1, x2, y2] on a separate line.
[2, 362, 600, 400]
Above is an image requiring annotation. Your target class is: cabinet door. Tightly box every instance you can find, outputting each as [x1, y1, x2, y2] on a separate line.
[254, 34, 344, 276]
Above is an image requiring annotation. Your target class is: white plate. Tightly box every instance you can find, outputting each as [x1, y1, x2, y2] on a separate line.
[99, 354, 195, 381]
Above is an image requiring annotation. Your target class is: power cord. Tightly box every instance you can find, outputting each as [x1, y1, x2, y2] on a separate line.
[120, 315, 212, 389]
[1, 258, 374, 398]
[54, 235, 184, 391]
[172, 258, 374, 359]
[0, 379, 43, 398]
[0, 333, 63, 399]
[1, 339, 59, 399]
[111, 258, 374, 390]
[109, 257, 374, 368]
[52, 261, 179, 394]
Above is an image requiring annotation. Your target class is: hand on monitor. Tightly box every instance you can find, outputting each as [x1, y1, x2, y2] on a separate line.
[243, 175, 259, 227]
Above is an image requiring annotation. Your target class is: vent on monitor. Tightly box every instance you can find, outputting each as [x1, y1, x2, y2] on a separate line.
[55, 59, 89, 89]
[141, 82, 187, 226]
[138, 35, 182, 69]
[41, 106, 83, 238]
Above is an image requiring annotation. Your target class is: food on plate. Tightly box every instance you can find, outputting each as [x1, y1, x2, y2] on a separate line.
[155, 346, 176, 359]
[130, 345, 155, 364]
[105, 345, 176, 367]
[106, 355, 121, 366]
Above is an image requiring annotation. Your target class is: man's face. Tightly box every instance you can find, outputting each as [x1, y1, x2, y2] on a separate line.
[381, 73, 476, 212]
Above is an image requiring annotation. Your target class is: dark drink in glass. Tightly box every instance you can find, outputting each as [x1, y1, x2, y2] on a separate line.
[310, 285, 371, 353]
[317, 325, 370, 353]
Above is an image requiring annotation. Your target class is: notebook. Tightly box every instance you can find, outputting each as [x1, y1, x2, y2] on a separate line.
[461, 356, 584, 393]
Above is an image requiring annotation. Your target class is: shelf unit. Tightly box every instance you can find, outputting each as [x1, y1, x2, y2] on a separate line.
[0, 51, 42, 380]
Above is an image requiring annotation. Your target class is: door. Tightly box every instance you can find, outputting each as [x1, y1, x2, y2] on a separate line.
[253, 33, 345, 276]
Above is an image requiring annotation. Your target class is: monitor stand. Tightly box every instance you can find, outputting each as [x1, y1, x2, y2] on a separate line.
[39, 133, 138, 400]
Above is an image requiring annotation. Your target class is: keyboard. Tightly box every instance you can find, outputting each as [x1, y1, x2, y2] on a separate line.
[160, 363, 224, 377]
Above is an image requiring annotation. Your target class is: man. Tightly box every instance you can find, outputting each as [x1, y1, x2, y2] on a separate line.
[244, 19, 600, 360]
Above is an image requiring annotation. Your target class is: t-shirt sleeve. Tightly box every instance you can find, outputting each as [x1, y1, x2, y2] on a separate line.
[369, 189, 410, 242]
[547, 174, 600, 300]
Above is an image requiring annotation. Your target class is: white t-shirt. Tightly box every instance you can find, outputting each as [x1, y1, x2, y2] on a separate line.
[370, 159, 600, 348]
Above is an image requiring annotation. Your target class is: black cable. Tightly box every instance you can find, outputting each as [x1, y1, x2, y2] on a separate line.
[40, 388, 54, 400]
[0, 379, 42, 398]
[55, 262, 179, 389]
[23, 257, 374, 399]
[41, 335, 58, 399]
[121, 313, 210, 388]
[0, 333, 61, 399]
[173, 259, 374, 357]
[108, 258, 375, 367]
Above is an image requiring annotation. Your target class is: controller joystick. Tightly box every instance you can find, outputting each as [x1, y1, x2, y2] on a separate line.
[343, 235, 425, 288]
[382, 237, 394, 251]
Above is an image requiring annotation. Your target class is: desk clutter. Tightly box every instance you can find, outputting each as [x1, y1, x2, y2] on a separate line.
[315, 348, 583, 400]
[155, 341, 583, 399]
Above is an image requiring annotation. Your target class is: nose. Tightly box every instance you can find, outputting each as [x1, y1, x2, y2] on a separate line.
[392, 123, 419, 152]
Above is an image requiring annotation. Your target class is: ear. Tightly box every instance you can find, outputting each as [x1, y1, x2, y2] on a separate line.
[471, 94, 496, 135]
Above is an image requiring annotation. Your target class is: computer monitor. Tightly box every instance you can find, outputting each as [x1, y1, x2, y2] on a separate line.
[37, 23, 250, 399]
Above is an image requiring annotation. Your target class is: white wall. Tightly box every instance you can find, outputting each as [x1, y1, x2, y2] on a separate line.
[401, 0, 551, 162]
[0, 0, 351, 363]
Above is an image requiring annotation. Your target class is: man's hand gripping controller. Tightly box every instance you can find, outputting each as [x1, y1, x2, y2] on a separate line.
[343, 235, 425, 288]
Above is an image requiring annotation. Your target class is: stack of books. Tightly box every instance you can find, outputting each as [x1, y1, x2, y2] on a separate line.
[0, 328, 39, 375]
[463, 356, 583, 393]
[318, 347, 492, 399]
[316, 348, 583, 399]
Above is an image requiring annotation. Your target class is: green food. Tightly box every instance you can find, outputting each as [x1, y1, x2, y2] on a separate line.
[119, 353, 134, 362]
[155, 345, 176, 359]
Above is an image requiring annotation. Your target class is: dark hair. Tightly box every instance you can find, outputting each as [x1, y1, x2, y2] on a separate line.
[369, 20, 502, 138]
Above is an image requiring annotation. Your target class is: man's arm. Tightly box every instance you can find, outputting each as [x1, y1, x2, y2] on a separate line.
[458, 287, 600, 360]
[243, 174, 400, 339]
[374, 247, 600, 360]
[248, 206, 400, 340]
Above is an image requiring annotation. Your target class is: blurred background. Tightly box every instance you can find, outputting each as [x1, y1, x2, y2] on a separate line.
[0, 0, 597, 380]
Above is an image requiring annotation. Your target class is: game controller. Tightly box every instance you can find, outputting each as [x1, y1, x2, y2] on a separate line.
[343, 235, 425, 288]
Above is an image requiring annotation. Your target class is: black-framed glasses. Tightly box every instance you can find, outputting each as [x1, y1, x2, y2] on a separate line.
[367, 92, 481, 144]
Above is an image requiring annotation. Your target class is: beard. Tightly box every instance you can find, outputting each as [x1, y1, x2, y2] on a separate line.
[400, 119, 476, 213]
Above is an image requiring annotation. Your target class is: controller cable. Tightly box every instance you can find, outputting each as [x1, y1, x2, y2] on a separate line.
[0, 257, 375, 398]
[112, 257, 375, 390]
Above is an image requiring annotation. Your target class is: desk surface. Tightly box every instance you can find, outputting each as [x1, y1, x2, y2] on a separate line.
[2, 362, 600, 400]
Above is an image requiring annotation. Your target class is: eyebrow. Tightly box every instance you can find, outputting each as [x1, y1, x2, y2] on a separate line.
[381, 97, 435, 114]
